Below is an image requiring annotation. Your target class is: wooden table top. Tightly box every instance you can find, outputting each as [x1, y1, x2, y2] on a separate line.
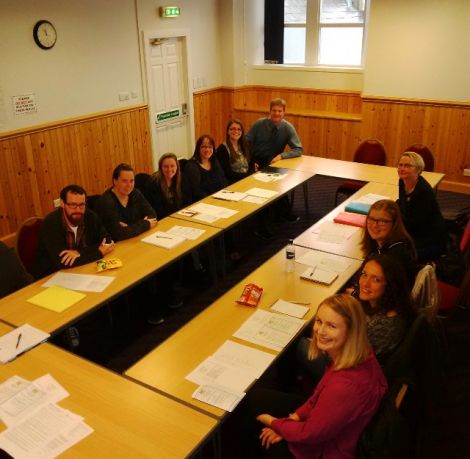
[125, 246, 361, 419]
[277, 155, 444, 188]
[0, 323, 216, 458]
[294, 182, 398, 260]
[0, 217, 221, 334]
[171, 169, 315, 230]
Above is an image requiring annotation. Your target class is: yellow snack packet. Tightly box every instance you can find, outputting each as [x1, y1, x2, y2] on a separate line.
[96, 258, 123, 272]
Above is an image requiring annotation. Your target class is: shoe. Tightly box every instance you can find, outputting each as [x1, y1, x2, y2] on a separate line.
[64, 326, 80, 348]
[168, 299, 183, 309]
[284, 213, 300, 222]
[229, 251, 242, 262]
[147, 316, 165, 325]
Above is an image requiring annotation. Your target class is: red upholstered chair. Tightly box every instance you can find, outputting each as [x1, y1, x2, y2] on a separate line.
[335, 139, 387, 205]
[404, 144, 435, 172]
[14, 216, 44, 276]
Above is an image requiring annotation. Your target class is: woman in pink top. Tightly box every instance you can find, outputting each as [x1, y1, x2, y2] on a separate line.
[254, 294, 387, 459]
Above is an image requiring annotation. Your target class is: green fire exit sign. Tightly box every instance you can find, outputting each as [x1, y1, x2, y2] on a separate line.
[160, 6, 180, 18]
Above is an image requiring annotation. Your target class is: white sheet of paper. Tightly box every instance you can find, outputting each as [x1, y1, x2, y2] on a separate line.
[186, 356, 256, 392]
[0, 374, 69, 427]
[212, 341, 276, 379]
[194, 213, 220, 223]
[141, 231, 186, 249]
[253, 172, 287, 183]
[313, 221, 359, 243]
[192, 385, 245, 412]
[0, 403, 93, 459]
[296, 251, 351, 274]
[233, 309, 305, 352]
[43, 272, 115, 293]
[270, 299, 309, 319]
[242, 195, 268, 204]
[212, 190, 247, 202]
[355, 193, 390, 205]
[0, 376, 31, 405]
[245, 187, 278, 199]
[166, 225, 205, 240]
[190, 202, 238, 219]
[0, 324, 50, 364]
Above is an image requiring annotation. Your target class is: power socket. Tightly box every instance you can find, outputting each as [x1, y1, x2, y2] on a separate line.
[464, 168, 470, 177]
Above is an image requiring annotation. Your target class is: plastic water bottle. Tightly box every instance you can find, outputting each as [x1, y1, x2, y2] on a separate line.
[286, 239, 295, 272]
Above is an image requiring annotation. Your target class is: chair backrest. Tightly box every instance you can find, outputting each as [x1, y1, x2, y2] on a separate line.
[404, 144, 435, 172]
[411, 263, 440, 321]
[14, 216, 44, 276]
[0, 241, 31, 298]
[354, 140, 387, 166]
[460, 219, 470, 253]
[86, 194, 101, 211]
[134, 173, 151, 193]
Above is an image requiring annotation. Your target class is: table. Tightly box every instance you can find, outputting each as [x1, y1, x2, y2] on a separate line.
[125, 246, 362, 419]
[277, 155, 444, 188]
[0, 217, 221, 334]
[171, 169, 315, 230]
[0, 323, 217, 458]
[294, 182, 398, 260]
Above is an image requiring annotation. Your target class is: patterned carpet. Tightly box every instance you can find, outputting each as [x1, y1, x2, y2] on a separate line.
[59, 175, 470, 459]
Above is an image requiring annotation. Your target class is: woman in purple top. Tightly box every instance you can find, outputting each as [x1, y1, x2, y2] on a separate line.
[252, 294, 387, 459]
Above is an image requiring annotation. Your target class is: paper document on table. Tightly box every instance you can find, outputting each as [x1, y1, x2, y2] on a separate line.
[242, 195, 268, 204]
[192, 385, 245, 412]
[245, 187, 278, 199]
[0, 324, 50, 363]
[254, 172, 287, 182]
[314, 221, 359, 243]
[186, 356, 256, 392]
[212, 190, 247, 202]
[212, 340, 275, 379]
[190, 202, 238, 219]
[0, 374, 69, 427]
[270, 299, 310, 319]
[27, 286, 86, 312]
[43, 272, 115, 293]
[355, 193, 390, 204]
[167, 225, 206, 240]
[0, 403, 93, 459]
[296, 251, 351, 274]
[141, 231, 186, 249]
[233, 309, 305, 352]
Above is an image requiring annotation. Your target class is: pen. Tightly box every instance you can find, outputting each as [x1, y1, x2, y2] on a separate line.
[156, 235, 172, 239]
[15, 333, 22, 349]
[286, 301, 311, 306]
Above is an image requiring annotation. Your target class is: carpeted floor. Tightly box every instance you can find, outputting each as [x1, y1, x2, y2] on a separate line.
[60, 175, 470, 459]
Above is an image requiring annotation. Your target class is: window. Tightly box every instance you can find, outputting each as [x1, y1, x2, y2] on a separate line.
[267, 0, 368, 67]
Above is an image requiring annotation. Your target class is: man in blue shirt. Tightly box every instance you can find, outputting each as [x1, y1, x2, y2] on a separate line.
[246, 98, 302, 168]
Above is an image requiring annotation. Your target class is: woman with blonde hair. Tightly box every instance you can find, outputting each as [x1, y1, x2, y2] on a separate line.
[246, 294, 387, 459]
[396, 151, 447, 261]
[362, 199, 417, 287]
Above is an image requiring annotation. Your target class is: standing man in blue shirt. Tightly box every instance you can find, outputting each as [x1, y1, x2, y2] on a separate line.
[246, 98, 303, 169]
[246, 99, 303, 234]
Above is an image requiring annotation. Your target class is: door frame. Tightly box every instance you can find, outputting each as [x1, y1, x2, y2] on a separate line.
[141, 29, 195, 168]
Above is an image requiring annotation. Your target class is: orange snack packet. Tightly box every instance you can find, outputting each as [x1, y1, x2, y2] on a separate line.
[236, 283, 263, 307]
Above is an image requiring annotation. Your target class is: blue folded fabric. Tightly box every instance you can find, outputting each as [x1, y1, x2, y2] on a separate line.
[344, 202, 371, 215]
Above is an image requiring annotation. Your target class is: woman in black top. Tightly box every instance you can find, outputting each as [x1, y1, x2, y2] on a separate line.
[361, 199, 417, 289]
[396, 151, 447, 262]
[215, 119, 253, 184]
[185, 135, 227, 202]
[145, 153, 190, 218]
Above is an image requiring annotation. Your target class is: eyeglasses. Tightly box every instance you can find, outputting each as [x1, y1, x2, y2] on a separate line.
[65, 203, 86, 210]
[367, 217, 392, 226]
[397, 163, 415, 169]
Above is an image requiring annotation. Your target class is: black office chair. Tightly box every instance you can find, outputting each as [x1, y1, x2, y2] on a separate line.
[0, 241, 31, 298]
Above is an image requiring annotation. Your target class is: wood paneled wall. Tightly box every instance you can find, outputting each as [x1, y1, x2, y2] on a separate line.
[0, 105, 152, 241]
[194, 86, 470, 194]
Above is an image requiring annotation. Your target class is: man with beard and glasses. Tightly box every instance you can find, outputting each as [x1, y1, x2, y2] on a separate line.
[33, 184, 114, 279]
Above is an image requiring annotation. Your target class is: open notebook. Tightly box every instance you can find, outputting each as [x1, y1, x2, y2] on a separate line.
[300, 266, 338, 286]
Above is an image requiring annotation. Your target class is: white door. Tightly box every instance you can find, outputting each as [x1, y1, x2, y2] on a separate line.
[147, 36, 192, 166]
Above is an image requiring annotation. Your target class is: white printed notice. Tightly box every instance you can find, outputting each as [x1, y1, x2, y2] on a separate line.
[233, 309, 305, 352]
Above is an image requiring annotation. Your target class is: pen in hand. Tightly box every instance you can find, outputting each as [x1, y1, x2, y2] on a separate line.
[15, 333, 22, 349]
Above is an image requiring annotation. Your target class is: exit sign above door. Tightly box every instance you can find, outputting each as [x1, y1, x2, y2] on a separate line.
[159, 6, 181, 18]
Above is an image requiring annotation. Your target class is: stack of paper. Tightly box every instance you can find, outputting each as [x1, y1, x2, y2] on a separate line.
[27, 285, 86, 312]
[312, 221, 359, 244]
[0, 374, 93, 458]
[212, 190, 247, 202]
[43, 272, 115, 292]
[296, 250, 351, 275]
[189, 340, 275, 411]
[142, 231, 186, 249]
[245, 187, 278, 199]
[178, 203, 238, 223]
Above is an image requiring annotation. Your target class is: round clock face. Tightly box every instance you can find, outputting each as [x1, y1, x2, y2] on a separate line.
[33, 20, 57, 50]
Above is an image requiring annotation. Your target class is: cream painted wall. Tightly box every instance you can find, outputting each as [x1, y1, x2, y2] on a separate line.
[0, 0, 143, 132]
[364, 0, 470, 101]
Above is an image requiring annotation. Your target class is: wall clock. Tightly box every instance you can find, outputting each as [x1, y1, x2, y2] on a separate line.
[33, 20, 57, 50]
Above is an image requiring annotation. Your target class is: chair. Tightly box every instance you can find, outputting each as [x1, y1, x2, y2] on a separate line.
[14, 216, 44, 276]
[135, 172, 151, 193]
[335, 139, 387, 205]
[404, 144, 435, 172]
[86, 194, 101, 211]
[0, 241, 31, 298]
[411, 263, 440, 322]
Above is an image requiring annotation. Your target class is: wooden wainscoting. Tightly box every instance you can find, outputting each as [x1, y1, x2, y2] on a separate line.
[0, 105, 152, 242]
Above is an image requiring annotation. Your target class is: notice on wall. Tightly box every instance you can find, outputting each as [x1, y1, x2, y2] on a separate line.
[12, 94, 37, 115]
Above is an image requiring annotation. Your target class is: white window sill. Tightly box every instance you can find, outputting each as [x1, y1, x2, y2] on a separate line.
[252, 64, 363, 74]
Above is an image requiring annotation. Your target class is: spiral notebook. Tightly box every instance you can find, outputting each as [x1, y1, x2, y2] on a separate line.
[300, 266, 338, 286]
